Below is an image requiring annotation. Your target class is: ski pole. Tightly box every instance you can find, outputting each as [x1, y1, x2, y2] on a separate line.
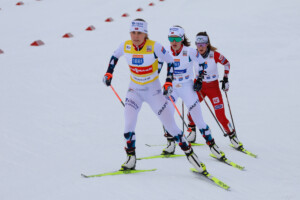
[198, 92, 227, 136]
[168, 96, 192, 132]
[182, 101, 185, 133]
[224, 91, 236, 131]
[110, 85, 125, 107]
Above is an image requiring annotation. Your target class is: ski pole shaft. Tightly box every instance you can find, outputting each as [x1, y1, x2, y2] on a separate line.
[224, 91, 236, 131]
[168, 96, 191, 132]
[182, 101, 185, 133]
[199, 92, 227, 136]
[110, 85, 125, 107]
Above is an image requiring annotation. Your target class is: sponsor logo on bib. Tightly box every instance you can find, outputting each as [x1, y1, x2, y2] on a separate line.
[174, 69, 187, 74]
[130, 65, 153, 75]
[126, 45, 131, 50]
[174, 59, 180, 68]
[204, 61, 208, 69]
[147, 45, 152, 52]
[132, 55, 144, 65]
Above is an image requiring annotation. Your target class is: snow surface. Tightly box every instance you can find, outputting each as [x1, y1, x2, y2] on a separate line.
[1, 0, 300, 199]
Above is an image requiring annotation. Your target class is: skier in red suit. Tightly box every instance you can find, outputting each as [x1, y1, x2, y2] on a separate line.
[187, 32, 243, 148]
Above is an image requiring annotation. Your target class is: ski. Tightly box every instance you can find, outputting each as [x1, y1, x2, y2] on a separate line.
[137, 154, 185, 160]
[230, 144, 257, 158]
[190, 168, 230, 190]
[209, 154, 245, 170]
[145, 143, 205, 147]
[81, 168, 157, 178]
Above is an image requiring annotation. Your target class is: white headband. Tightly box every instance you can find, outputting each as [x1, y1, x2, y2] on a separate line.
[168, 26, 185, 39]
[130, 20, 148, 33]
[195, 36, 208, 44]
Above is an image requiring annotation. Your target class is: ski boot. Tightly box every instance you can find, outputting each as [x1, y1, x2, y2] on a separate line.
[186, 124, 196, 143]
[121, 147, 136, 170]
[175, 133, 206, 174]
[200, 126, 226, 159]
[207, 139, 226, 159]
[162, 130, 176, 155]
[228, 130, 243, 149]
[184, 147, 206, 173]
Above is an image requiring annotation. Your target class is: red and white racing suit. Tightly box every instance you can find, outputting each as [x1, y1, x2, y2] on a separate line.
[188, 50, 233, 134]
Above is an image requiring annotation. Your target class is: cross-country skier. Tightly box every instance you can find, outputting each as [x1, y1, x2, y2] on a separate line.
[159, 26, 226, 160]
[102, 19, 207, 173]
[187, 32, 243, 148]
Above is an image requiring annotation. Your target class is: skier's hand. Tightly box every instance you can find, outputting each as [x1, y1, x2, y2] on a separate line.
[103, 73, 113, 86]
[193, 77, 202, 92]
[220, 77, 229, 92]
[163, 82, 173, 97]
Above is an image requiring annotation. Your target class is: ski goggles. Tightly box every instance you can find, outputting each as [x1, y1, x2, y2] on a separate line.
[195, 43, 208, 48]
[168, 37, 183, 42]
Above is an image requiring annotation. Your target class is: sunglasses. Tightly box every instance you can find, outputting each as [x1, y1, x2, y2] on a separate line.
[168, 37, 183, 42]
[196, 43, 208, 48]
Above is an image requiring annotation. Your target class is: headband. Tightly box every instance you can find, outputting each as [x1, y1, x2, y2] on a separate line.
[168, 26, 185, 39]
[195, 35, 208, 44]
[130, 20, 148, 33]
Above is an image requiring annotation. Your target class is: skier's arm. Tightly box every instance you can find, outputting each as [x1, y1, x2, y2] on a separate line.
[214, 51, 230, 78]
[154, 42, 174, 96]
[214, 51, 230, 91]
[103, 42, 125, 86]
[189, 48, 205, 78]
[157, 58, 164, 74]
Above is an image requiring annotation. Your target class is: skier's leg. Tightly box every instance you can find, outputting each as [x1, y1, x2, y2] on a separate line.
[146, 81, 206, 172]
[179, 84, 226, 159]
[186, 89, 206, 142]
[161, 94, 177, 155]
[121, 88, 143, 170]
[207, 83, 243, 148]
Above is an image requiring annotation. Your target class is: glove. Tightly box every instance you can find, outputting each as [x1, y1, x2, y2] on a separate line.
[220, 77, 229, 91]
[103, 73, 113, 86]
[193, 77, 202, 92]
[163, 82, 173, 97]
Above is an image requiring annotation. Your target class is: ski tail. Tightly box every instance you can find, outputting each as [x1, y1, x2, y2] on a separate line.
[81, 168, 157, 178]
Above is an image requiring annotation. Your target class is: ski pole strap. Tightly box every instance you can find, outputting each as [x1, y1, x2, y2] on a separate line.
[110, 85, 125, 107]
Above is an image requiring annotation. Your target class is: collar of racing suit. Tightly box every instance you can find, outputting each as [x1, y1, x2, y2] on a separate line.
[201, 47, 210, 59]
[171, 44, 183, 56]
[133, 39, 147, 51]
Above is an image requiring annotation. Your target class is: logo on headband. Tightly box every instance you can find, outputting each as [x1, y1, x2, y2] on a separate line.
[196, 36, 208, 43]
[170, 28, 179, 31]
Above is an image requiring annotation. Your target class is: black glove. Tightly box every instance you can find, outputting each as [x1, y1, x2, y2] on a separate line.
[193, 77, 202, 92]
[220, 77, 229, 91]
[103, 73, 112, 86]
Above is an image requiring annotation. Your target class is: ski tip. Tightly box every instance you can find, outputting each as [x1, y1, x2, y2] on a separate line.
[81, 174, 89, 178]
[145, 144, 151, 147]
